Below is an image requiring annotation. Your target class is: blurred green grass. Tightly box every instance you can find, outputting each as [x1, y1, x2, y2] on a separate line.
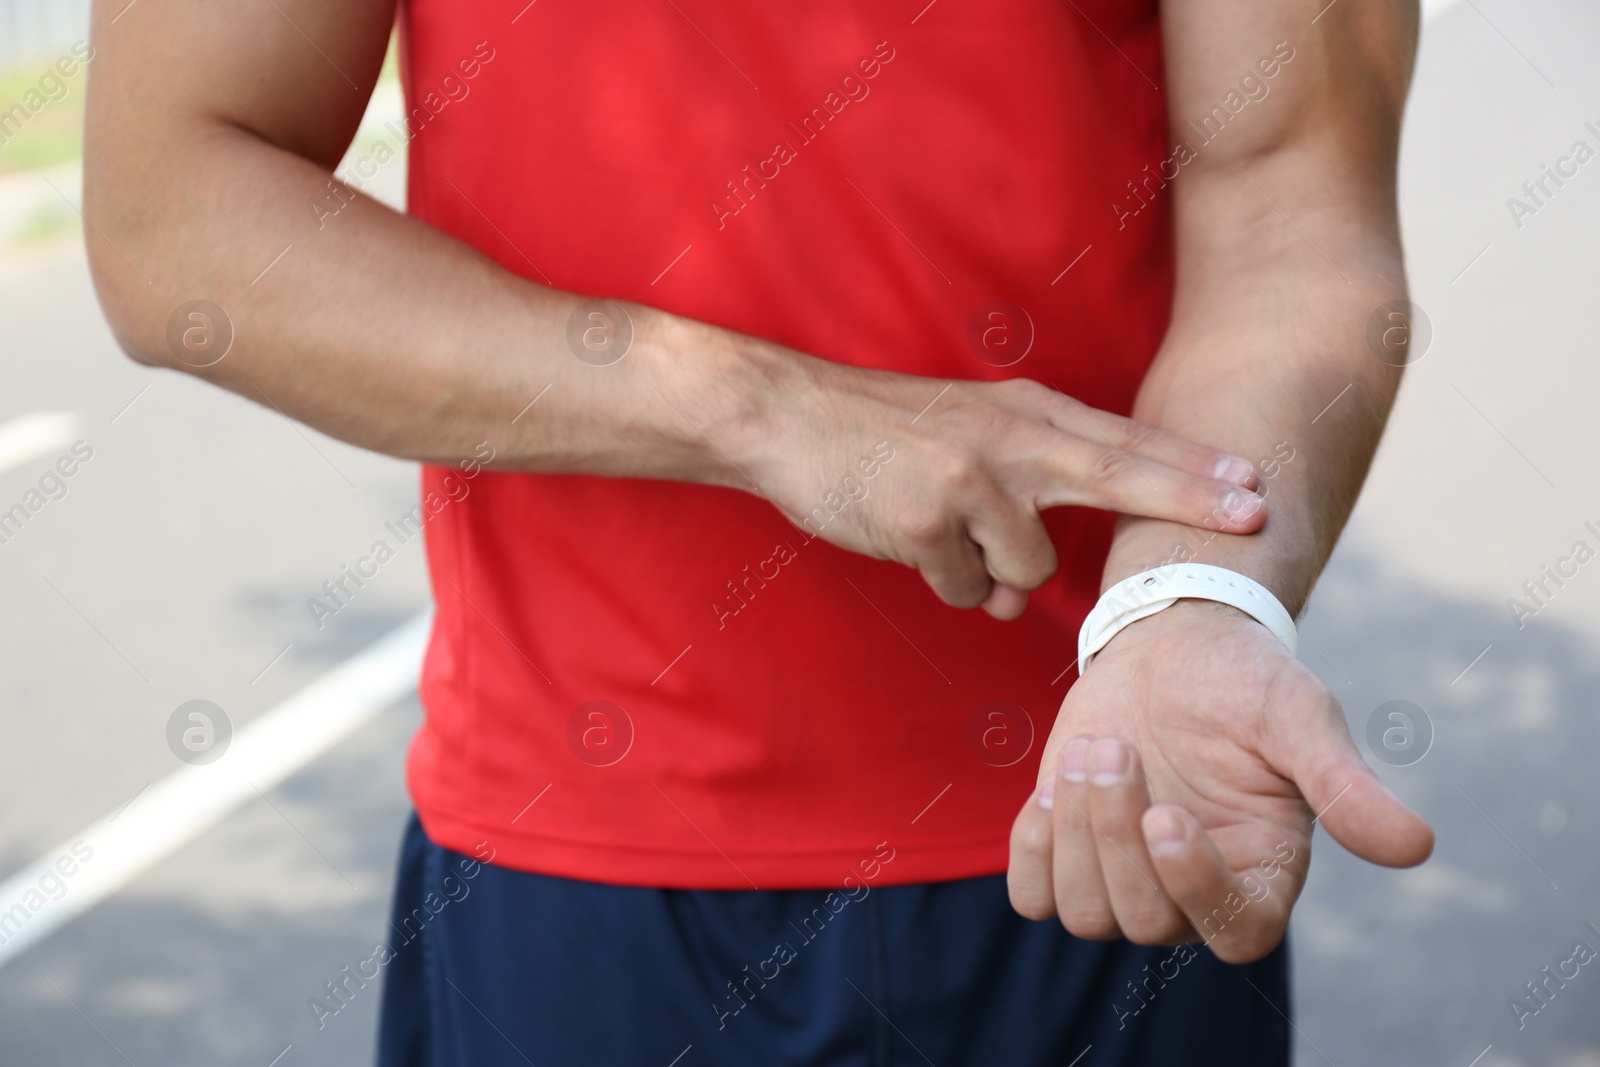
[0, 60, 86, 176]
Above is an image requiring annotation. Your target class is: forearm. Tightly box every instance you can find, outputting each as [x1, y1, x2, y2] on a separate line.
[1101, 156, 1407, 613]
[86, 103, 1277, 626]
[86, 118, 791, 484]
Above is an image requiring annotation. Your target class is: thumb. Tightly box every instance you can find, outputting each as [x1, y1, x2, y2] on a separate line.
[1268, 686, 1434, 868]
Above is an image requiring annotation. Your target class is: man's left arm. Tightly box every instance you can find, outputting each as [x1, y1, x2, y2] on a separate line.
[1007, 0, 1434, 962]
[1114, 0, 1420, 608]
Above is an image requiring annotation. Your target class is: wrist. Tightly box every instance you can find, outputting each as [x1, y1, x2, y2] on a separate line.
[706, 329, 894, 496]
[1079, 563, 1297, 673]
[633, 309, 806, 492]
[713, 332, 825, 493]
[1101, 513, 1314, 618]
[1092, 597, 1254, 662]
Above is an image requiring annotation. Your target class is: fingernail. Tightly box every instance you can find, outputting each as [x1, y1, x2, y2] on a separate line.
[1060, 736, 1091, 783]
[1213, 457, 1255, 485]
[1222, 490, 1263, 521]
[1089, 738, 1128, 785]
[1146, 808, 1188, 856]
[1037, 778, 1055, 810]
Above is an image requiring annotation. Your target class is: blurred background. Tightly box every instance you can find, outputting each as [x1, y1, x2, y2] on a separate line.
[2, 0, 1598, 1063]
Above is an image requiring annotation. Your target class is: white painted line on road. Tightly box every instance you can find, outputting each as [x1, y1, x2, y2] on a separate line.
[0, 412, 84, 476]
[0, 610, 433, 970]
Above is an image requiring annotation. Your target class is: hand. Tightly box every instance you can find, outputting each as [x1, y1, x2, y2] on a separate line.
[1006, 600, 1433, 962]
[737, 366, 1268, 620]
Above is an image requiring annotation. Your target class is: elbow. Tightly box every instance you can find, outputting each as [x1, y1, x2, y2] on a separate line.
[84, 227, 168, 368]
[100, 309, 168, 369]
[85, 208, 236, 373]
[82, 148, 197, 370]
[83, 108, 239, 372]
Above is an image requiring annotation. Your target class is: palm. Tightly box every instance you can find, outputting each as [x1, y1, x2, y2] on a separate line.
[1053, 605, 1322, 888]
[1007, 600, 1434, 962]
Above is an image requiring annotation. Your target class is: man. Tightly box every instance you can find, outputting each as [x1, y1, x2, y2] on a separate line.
[84, 0, 1433, 1062]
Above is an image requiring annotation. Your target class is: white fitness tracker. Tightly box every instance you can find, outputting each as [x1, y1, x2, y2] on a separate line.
[1077, 563, 1297, 675]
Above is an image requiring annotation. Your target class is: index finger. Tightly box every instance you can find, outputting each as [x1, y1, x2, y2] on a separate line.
[1044, 390, 1260, 490]
[1033, 435, 1268, 535]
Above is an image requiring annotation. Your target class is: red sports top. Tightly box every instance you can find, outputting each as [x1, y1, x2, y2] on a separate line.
[400, 0, 1174, 888]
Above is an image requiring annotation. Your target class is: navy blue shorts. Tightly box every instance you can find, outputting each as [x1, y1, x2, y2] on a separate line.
[376, 814, 1289, 1067]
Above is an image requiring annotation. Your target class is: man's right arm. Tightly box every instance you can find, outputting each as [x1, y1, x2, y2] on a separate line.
[85, 0, 1267, 618]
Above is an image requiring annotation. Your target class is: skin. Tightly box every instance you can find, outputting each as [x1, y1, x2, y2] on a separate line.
[80, 0, 1265, 625]
[1007, 0, 1435, 961]
[82, 0, 1432, 966]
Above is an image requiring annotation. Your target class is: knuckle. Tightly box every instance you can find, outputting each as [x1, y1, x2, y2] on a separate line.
[937, 448, 984, 491]
[1007, 881, 1057, 921]
[992, 538, 1056, 591]
[1011, 814, 1053, 856]
[1086, 447, 1131, 488]
[998, 377, 1048, 404]
[1210, 933, 1273, 965]
[924, 559, 990, 610]
[1114, 418, 1159, 454]
[953, 399, 1016, 446]
[947, 582, 991, 610]
[1059, 908, 1121, 941]
[1118, 909, 1187, 947]
[1016, 552, 1056, 590]
[893, 507, 948, 548]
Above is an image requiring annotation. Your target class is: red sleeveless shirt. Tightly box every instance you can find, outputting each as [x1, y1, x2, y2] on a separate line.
[400, 0, 1173, 887]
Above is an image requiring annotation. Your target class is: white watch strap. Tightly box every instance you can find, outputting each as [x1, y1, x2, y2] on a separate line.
[1077, 564, 1297, 675]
